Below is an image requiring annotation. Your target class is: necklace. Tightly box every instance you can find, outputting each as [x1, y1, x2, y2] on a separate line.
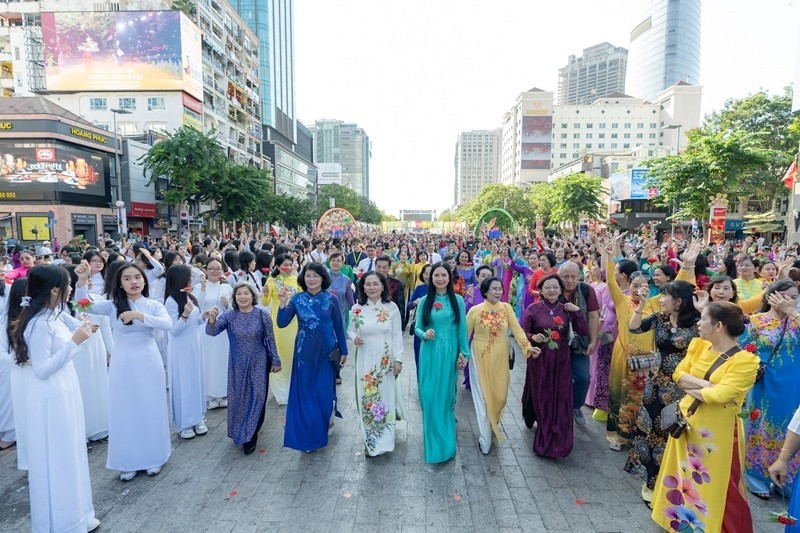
[542, 299, 562, 316]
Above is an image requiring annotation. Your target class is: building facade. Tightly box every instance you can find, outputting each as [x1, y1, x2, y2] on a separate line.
[453, 129, 500, 208]
[310, 119, 372, 198]
[557, 42, 628, 105]
[624, 0, 701, 101]
[500, 88, 555, 186]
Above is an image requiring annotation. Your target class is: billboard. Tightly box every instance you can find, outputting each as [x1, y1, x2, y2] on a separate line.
[317, 163, 342, 185]
[610, 167, 658, 201]
[0, 141, 110, 204]
[520, 115, 552, 170]
[41, 11, 202, 99]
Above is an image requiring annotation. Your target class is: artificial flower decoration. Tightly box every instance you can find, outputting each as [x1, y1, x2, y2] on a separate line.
[70, 298, 93, 312]
[180, 286, 193, 293]
[433, 302, 443, 311]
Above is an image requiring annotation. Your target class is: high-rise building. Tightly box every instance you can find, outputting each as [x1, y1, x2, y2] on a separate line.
[500, 88, 555, 186]
[310, 119, 372, 199]
[625, 0, 701, 101]
[558, 43, 628, 105]
[453, 129, 500, 208]
[232, 0, 317, 202]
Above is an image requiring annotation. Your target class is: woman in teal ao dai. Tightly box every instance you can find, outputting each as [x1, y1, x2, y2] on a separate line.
[738, 280, 800, 500]
[414, 263, 469, 463]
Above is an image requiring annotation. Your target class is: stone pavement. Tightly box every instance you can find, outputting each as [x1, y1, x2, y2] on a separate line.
[0, 334, 787, 532]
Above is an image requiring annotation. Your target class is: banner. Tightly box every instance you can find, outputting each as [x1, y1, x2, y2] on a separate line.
[708, 197, 727, 244]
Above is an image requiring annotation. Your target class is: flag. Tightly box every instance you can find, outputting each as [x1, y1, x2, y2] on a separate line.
[783, 160, 797, 189]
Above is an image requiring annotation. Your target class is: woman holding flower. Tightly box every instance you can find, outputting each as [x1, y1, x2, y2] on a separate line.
[769, 405, 800, 531]
[651, 302, 759, 533]
[521, 274, 587, 459]
[348, 272, 405, 457]
[414, 262, 469, 463]
[738, 280, 800, 500]
[467, 276, 539, 454]
[200, 258, 233, 410]
[262, 253, 299, 405]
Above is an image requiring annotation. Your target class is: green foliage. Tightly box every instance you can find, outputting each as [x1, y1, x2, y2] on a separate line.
[276, 196, 315, 229]
[318, 184, 360, 218]
[172, 0, 197, 16]
[645, 88, 799, 220]
[357, 196, 383, 225]
[549, 173, 608, 230]
[436, 209, 459, 222]
[381, 212, 399, 222]
[526, 183, 556, 227]
[457, 184, 534, 227]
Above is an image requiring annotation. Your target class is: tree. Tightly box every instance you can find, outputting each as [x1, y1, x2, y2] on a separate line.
[526, 183, 556, 227]
[172, 0, 197, 17]
[318, 184, 360, 218]
[277, 195, 315, 229]
[140, 127, 226, 206]
[214, 164, 272, 222]
[437, 209, 459, 222]
[357, 196, 383, 224]
[381, 212, 399, 222]
[549, 173, 607, 231]
[457, 184, 534, 228]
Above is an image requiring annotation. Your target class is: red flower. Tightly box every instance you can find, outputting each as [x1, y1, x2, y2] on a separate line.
[357, 269, 364, 278]
[237, 271, 244, 277]
[279, 265, 291, 273]
[647, 257, 658, 264]
[261, 267, 270, 273]
[553, 316, 564, 326]
[225, 271, 233, 276]
[180, 286, 193, 293]
[749, 408, 761, 421]
[744, 344, 757, 353]
[353, 308, 361, 315]
[218, 275, 229, 284]
[77, 298, 91, 307]
[550, 331, 560, 340]
[433, 302, 443, 310]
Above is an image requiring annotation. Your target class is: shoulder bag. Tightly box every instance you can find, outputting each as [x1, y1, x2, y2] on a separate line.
[660, 345, 739, 439]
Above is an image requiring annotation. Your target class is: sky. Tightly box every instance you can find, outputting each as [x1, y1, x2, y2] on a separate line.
[294, 0, 800, 217]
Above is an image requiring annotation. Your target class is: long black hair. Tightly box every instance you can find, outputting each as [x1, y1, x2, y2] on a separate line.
[223, 249, 240, 273]
[357, 271, 390, 305]
[421, 262, 460, 328]
[111, 264, 150, 322]
[158, 251, 183, 279]
[272, 253, 294, 277]
[164, 264, 198, 316]
[661, 281, 701, 328]
[103, 260, 128, 299]
[83, 250, 106, 278]
[6, 278, 27, 364]
[10, 265, 70, 364]
[238, 250, 255, 273]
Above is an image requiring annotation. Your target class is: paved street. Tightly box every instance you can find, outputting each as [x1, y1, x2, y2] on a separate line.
[0, 334, 786, 532]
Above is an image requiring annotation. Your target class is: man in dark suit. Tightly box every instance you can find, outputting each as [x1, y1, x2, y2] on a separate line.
[375, 256, 407, 331]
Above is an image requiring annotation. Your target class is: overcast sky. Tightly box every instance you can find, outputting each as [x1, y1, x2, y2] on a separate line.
[294, 0, 799, 216]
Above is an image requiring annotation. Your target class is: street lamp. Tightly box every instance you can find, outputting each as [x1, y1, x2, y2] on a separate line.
[111, 108, 132, 238]
[664, 124, 683, 238]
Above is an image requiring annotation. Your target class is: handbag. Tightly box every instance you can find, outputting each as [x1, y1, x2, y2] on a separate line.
[660, 345, 740, 439]
[598, 330, 615, 345]
[755, 318, 787, 383]
[509, 345, 516, 370]
[628, 353, 657, 371]
[407, 306, 417, 336]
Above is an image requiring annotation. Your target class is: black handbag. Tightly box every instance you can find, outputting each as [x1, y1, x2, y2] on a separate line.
[660, 345, 739, 439]
[509, 345, 516, 370]
[755, 319, 787, 383]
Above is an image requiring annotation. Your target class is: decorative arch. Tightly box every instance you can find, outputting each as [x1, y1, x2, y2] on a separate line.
[474, 208, 518, 237]
[316, 208, 358, 237]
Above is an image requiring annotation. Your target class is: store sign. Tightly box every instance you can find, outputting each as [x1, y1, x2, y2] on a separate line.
[36, 147, 56, 162]
[708, 198, 727, 244]
[101, 215, 117, 225]
[71, 213, 96, 225]
[182, 93, 203, 114]
[130, 201, 157, 218]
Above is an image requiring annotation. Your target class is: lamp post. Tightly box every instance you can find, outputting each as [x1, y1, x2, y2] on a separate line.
[664, 124, 683, 237]
[111, 108, 132, 237]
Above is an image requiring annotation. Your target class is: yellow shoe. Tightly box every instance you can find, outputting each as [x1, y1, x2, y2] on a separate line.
[592, 409, 608, 422]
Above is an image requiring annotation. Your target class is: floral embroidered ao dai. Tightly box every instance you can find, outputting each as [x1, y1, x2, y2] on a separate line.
[348, 301, 405, 456]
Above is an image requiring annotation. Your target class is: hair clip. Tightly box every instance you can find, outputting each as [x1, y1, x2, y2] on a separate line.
[20, 296, 31, 307]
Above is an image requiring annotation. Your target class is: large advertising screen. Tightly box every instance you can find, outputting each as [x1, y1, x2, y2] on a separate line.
[520, 115, 552, 170]
[610, 167, 657, 201]
[41, 11, 202, 99]
[0, 141, 110, 204]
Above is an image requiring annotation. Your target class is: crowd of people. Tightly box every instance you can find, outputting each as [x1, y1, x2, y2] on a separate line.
[1, 228, 800, 532]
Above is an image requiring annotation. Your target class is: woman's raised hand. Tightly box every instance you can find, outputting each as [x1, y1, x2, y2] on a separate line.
[71, 320, 95, 346]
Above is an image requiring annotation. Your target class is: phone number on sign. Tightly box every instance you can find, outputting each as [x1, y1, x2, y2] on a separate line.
[0, 192, 17, 199]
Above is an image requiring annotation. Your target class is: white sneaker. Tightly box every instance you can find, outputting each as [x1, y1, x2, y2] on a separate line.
[219, 398, 228, 408]
[479, 437, 491, 455]
[195, 423, 208, 436]
[119, 471, 136, 482]
[146, 467, 161, 477]
[87, 517, 101, 532]
[207, 399, 220, 410]
[179, 428, 196, 439]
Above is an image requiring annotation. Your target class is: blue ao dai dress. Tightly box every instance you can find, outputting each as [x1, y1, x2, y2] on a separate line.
[78, 289, 173, 472]
[278, 290, 348, 451]
[348, 300, 405, 456]
[414, 292, 470, 463]
[165, 296, 206, 432]
[25, 311, 97, 533]
[205, 307, 280, 445]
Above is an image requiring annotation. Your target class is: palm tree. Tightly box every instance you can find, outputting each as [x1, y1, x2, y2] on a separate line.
[172, 0, 197, 17]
